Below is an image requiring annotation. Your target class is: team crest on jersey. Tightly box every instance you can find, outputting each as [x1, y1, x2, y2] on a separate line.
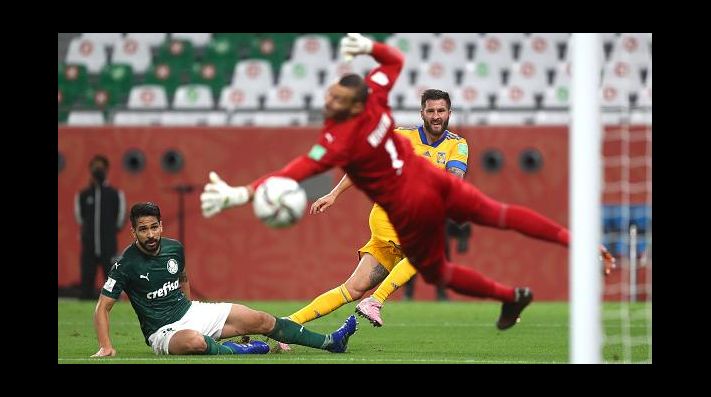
[167, 258, 179, 274]
[437, 152, 446, 165]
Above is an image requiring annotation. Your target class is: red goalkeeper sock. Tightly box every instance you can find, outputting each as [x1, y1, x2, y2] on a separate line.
[445, 263, 515, 302]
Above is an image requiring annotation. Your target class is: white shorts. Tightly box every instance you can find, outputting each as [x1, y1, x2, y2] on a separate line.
[148, 301, 232, 355]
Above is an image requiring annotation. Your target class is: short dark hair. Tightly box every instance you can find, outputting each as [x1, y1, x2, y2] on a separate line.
[421, 89, 451, 110]
[339, 73, 369, 104]
[130, 202, 161, 228]
[89, 154, 109, 169]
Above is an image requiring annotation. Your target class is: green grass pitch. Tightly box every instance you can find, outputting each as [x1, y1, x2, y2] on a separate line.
[58, 299, 651, 364]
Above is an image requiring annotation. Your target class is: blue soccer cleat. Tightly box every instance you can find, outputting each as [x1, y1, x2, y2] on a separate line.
[222, 340, 270, 354]
[326, 315, 358, 353]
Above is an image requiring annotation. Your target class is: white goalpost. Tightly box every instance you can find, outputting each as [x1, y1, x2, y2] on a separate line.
[570, 33, 653, 364]
[570, 33, 603, 364]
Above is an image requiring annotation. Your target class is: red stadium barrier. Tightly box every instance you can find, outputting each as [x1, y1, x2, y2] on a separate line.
[58, 125, 617, 301]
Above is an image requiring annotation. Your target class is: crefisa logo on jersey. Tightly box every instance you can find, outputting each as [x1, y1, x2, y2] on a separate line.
[167, 258, 179, 274]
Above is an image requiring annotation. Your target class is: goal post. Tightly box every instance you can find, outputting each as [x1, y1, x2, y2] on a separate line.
[569, 33, 603, 364]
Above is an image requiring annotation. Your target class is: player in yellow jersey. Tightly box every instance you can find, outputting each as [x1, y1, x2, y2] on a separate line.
[275, 89, 467, 351]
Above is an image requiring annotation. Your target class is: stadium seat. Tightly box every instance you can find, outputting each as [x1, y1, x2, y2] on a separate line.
[611, 33, 652, 70]
[190, 62, 227, 99]
[508, 61, 548, 95]
[231, 59, 274, 97]
[173, 84, 214, 109]
[99, 63, 134, 102]
[264, 85, 307, 110]
[496, 85, 537, 109]
[416, 62, 456, 93]
[65, 38, 106, 73]
[67, 110, 105, 125]
[518, 34, 560, 70]
[603, 59, 643, 92]
[489, 84, 536, 124]
[291, 35, 333, 67]
[429, 34, 470, 66]
[144, 63, 181, 99]
[218, 86, 260, 110]
[474, 35, 516, 80]
[246, 34, 293, 72]
[112, 37, 152, 74]
[171, 33, 212, 47]
[541, 84, 570, 108]
[322, 61, 356, 87]
[204, 37, 239, 75]
[127, 85, 169, 109]
[80, 86, 120, 110]
[214, 33, 255, 49]
[386, 35, 427, 76]
[278, 61, 319, 93]
[451, 86, 491, 110]
[58, 64, 89, 106]
[460, 62, 501, 102]
[126, 33, 167, 48]
[600, 80, 631, 109]
[156, 39, 195, 74]
[81, 33, 123, 48]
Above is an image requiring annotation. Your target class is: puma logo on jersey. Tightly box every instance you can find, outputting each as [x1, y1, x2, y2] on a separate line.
[140, 273, 150, 281]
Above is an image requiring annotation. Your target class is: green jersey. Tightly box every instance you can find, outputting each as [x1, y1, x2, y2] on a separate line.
[102, 237, 192, 345]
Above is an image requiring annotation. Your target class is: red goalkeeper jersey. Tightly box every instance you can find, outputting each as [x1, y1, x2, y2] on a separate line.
[249, 42, 416, 211]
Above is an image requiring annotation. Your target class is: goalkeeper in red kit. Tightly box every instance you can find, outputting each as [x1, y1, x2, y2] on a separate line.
[201, 33, 615, 330]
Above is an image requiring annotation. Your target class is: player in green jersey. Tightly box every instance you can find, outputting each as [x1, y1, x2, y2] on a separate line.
[91, 202, 357, 357]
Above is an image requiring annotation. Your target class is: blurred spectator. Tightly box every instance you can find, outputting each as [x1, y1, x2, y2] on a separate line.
[74, 155, 126, 300]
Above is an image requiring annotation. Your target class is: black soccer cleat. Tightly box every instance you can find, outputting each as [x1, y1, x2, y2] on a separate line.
[496, 287, 533, 330]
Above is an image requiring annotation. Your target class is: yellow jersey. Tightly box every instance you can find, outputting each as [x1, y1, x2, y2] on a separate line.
[368, 125, 469, 244]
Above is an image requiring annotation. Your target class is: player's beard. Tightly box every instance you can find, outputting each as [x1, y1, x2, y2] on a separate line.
[323, 106, 351, 122]
[139, 237, 161, 254]
[424, 117, 449, 137]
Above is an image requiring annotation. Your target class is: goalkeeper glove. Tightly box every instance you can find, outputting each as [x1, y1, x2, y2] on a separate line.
[340, 33, 373, 61]
[200, 171, 250, 218]
[600, 244, 616, 276]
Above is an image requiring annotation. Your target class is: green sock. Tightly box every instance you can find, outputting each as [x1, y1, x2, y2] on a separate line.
[203, 335, 235, 355]
[266, 316, 332, 349]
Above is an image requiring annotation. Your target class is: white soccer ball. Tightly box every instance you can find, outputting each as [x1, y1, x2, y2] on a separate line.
[252, 177, 307, 228]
